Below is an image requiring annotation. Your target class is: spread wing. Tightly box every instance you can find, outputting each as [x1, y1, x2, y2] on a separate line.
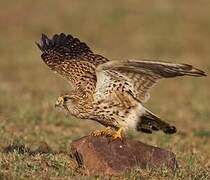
[36, 33, 109, 95]
[96, 59, 206, 102]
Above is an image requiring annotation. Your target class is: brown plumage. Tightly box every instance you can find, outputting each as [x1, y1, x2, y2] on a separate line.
[37, 33, 206, 139]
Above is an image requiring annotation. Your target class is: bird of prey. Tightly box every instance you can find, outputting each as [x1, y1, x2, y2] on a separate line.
[36, 33, 206, 140]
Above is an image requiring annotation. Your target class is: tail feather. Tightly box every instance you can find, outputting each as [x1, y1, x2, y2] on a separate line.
[136, 109, 176, 134]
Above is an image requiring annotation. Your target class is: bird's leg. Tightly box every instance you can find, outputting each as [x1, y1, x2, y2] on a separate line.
[111, 127, 125, 140]
[91, 127, 113, 137]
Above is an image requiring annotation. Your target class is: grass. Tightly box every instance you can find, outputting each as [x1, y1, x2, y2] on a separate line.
[0, 0, 210, 179]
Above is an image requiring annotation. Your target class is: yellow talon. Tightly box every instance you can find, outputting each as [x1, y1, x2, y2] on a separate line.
[111, 127, 125, 140]
[91, 127, 113, 137]
[91, 130, 102, 137]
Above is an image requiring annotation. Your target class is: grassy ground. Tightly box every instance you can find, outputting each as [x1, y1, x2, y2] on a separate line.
[0, 0, 210, 179]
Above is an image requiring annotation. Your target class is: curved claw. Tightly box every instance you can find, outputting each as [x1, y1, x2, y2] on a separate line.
[111, 127, 125, 141]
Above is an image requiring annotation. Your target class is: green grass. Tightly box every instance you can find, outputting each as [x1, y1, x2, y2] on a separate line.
[0, 0, 210, 179]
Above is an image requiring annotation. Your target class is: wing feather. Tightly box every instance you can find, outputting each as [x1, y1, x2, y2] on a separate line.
[37, 34, 206, 102]
[37, 33, 109, 95]
[96, 59, 206, 102]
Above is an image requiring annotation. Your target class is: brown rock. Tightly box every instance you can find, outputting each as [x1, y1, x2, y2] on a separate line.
[71, 136, 177, 176]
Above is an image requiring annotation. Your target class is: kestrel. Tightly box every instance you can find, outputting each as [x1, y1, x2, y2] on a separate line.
[36, 33, 206, 140]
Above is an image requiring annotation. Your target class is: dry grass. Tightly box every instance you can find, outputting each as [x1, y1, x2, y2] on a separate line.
[0, 0, 210, 179]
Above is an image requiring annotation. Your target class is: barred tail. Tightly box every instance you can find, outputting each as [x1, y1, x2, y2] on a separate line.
[136, 109, 176, 134]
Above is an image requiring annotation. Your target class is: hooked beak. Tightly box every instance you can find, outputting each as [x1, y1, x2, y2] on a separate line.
[54, 101, 59, 108]
[55, 96, 64, 108]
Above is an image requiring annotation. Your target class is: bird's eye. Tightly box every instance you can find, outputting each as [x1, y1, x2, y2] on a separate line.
[63, 96, 69, 101]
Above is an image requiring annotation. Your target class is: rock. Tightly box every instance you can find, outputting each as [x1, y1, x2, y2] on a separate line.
[71, 135, 177, 176]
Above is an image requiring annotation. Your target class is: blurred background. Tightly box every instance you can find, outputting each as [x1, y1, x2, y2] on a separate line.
[0, 0, 209, 178]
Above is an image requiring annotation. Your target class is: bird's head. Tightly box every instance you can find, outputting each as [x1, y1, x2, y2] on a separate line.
[55, 94, 81, 116]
